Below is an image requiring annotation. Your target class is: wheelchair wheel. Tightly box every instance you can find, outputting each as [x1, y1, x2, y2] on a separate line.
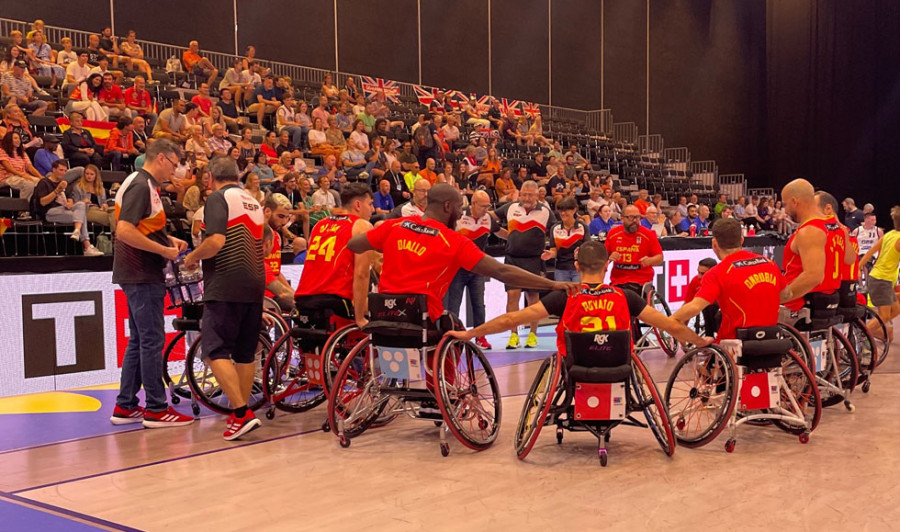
[776, 323, 815, 373]
[434, 337, 502, 451]
[630, 354, 676, 456]
[862, 305, 890, 367]
[647, 289, 679, 357]
[690, 312, 706, 336]
[327, 337, 391, 439]
[321, 324, 365, 395]
[185, 332, 271, 415]
[847, 318, 876, 386]
[162, 331, 193, 401]
[664, 346, 737, 448]
[819, 327, 859, 407]
[772, 349, 822, 434]
[262, 309, 289, 345]
[262, 331, 325, 413]
[514, 354, 562, 459]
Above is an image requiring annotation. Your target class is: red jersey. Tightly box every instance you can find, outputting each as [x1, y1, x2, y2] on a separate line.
[191, 94, 213, 116]
[123, 87, 152, 110]
[783, 217, 843, 310]
[604, 225, 663, 286]
[842, 232, 860, 282]
[685, 275, 703, 302]
[541, 284, 646, 357]
[264, 230, 281, 297]
[697, 250, 785, 340]
[366, 216, 485, 320]
[99, 84, 124, 105]
[295, 214, 359, 301]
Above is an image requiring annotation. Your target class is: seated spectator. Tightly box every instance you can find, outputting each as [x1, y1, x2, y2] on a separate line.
[34, 134, 60, 176]
[318, 154, 345, 189]
[1, 103, 41, 151]
[191, 83, 214, 119]
[208, 123, 233, 157]
[28, 31, 64, 89]
[185, 124, 212, 166]
[69, 163, 115, 228]
[182, 102, 205, 132]
[276, 95, 304, 149]
[215, 88, 243, 134]
[89, 55, 119, 84]
[308, 117, 342, 161]
[478, 147, 501, 188]
[441, 114, 462, 151]
[105, 116, 139, 170]
[487, 99, 503, 128]
[123, 75, 156, 129]
[236, 126, 256, 165]
[494, 167, 518, 203]
[248, 151, 275, 186]
[220, 58, 250, 111]
[351, 94, 366, 116]
[667, 208, 687, 236]
[312, 95, 331, 126]
[64, 50, 92, 91]
[343, 76, 359, 100]
[335, 101, 353, 134]
[340, 139, 368, 182]
[589, 204, 619, 237]
[364, 136, 387, 183]
[420, 157, 438, 185]
[324, 115, 347, 152]
[696, 204, 711, 233]
[0, 131, 40, 201]
[258, 130, 279, 164]
[403, 161, 424, 192]
[203, 105, 226, 137]
[678, 204, 700, 233]
[247, 75, 282, 131]
[529, 152, 548, 181]
[527, 116, 548, 146]
[370, 92, 392, 120]
[98, 72, 127, 119]
[62, 112, 103, 167]
[2, 60, 47, 116]
[182, 167, 212, 220]
[464, 98, 489, 128]
[275, 128, 302, 159]
[33, 160, 102, 255]
[182, 40, 218, 87]
[243, 171, 266, 204]
[373, 178, 394, 215]
[131, 115, 149, 153]
[321, 73, 339, 100]
[311, 175, 336, 218]
[585, 187, 603, 218]
[56, 37, 78, 68]
[743, 196, 759, 227]
[634, 189, 651, 214]
[499, 112, 518, 143]
[755, 197, 773, 230]
[397, 140, 418, 172]
[65, 73, 106, 121]
[714, 193, 729, 218]
[547, 140, 564, 159]
[349, 119, 370, 151]
[241, 45, 265, 74]
[567, 144, 588, 169]
[118, 30, 154, 82]
[152, 98, 188, 142]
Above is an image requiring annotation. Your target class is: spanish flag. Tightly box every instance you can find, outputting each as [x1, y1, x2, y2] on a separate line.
[56, 117, 116, 142]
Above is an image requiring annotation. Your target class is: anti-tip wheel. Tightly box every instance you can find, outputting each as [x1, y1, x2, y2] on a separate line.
[676, 417, 685, 430]
[434, 421, 443, 428]
[192, 405, 200, 416]
[171, 395, 181, 405]
[799, 432, 810, 444]
[599, 449, 608, 467]
[265, 408, 275, 420]
[322, 421, 330, 432]
[725, 439, 736, 453]
[556, 428, 563, 445]
[862, 381, 871, 394]
[845, 401, 856, 412]
[339, 435, 351, 448]
[440, 442, 450, 457]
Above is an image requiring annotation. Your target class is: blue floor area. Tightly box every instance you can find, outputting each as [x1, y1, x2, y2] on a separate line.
[0, 498, 108, 531]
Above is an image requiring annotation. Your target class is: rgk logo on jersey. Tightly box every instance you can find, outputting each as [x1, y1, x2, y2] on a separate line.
[21, 292, 105, 378]
[667, 259, 691, 303]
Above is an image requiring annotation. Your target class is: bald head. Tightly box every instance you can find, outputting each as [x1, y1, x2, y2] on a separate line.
[427, 183, 460, 206]
[781, 178, 815, 203]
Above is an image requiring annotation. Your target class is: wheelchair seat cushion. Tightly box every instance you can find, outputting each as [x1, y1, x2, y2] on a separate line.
[569, 363, 633, 384]
[740, 339, 793, 357]
[836, 306, 864, 320]
[804, 292, 839, 319]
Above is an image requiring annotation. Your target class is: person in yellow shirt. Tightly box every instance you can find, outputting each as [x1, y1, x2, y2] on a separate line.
[860, 206, 900, 341]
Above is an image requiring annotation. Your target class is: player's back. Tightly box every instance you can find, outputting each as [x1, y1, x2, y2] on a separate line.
[553, 283, 644, 357]
[702, 250, 784, 340]
[295, 214, 359, 300]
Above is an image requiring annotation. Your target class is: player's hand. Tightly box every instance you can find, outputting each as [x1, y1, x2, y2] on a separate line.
[695, 336, 714, 348]
[639, 256, 653, 267]
[355, 317, 369, 329]
[609, 252, 621, 262]
[170, 236, 188, 252]
[552, 281, 580, 295]
[162, 246, 181, 261]
[445, 329, 474, 341]
[540, 250, 552, 261]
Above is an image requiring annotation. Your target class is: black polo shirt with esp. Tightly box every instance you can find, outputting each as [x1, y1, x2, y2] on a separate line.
[113, 169, 169, 284]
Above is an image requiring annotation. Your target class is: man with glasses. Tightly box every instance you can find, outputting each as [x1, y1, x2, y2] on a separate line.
[389, 178, 431, 219]
[110, 139, 194, 428]
[605, 204, 664, 297]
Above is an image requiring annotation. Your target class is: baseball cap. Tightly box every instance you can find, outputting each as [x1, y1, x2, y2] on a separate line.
[13, 60, 27, 69]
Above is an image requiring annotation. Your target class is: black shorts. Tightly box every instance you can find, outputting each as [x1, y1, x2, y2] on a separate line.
[201, 301, 263, 364]
[615, 282, 644, 298]
[504, 255, 544, 292]
[294, 294, 354, 320]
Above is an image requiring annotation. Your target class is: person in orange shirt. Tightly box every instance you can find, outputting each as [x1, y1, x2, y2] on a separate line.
[105, 116, 139, 171]
[634, 189, 651, 215]
[420, 157, 438, 185]
[182, 41, 218, 87]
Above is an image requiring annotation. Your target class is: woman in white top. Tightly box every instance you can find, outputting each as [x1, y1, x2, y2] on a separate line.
[65, 74, 107, 121]
[276, 96, 304, 150]
[29, 31, 65, 87]
[349, 119, 369, 151]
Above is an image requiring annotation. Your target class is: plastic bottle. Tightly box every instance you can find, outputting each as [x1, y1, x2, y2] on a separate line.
[689, 224, 697, 237]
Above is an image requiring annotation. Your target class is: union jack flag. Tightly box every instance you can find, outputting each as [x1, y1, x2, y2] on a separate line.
[361, 76, 400, 103]
[467, 94, 491, 114]
[500, 98, 522, 117]
[521, 101, 541, 118]
[414, 85, 440, 105]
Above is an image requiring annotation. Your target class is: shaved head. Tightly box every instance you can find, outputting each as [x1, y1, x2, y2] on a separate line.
[428, 182, 460, 206]
[781, 178, 815, 203]
[471, 190, 490, 203]
[426, 183, 464, 229]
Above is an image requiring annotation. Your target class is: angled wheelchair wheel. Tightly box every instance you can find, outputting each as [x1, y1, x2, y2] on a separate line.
[630, 354, 676, 456]
[862, 305, 890, 367]
[186, 332, 271, 415]
[664, 346, 737, 448]
[773, 349, 822, 434]
[327, 337, 391, 439]
[321, 324, 365, 395]
[262, 331, 326, 414]
[262, 309, 289, 344]
[434, 337, 502, 451]
[514, 354, 562, 460]
[819, 327, 858, 407]
[690, 312, 706, 336]
[648, 290, 679, 357]
[847, 318, 876, 386]
[777, 323, 815, 373]
[162, 331, 193, 401]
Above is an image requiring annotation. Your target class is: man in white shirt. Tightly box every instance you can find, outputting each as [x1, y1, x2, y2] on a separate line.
[311, 175, 336, 210]
[64, 50, 92, 91]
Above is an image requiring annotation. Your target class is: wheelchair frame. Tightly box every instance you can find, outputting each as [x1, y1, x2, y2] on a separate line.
[632, 282, 679, 358]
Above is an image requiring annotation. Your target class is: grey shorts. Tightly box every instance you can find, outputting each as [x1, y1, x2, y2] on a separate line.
[867, 277, 898, 307]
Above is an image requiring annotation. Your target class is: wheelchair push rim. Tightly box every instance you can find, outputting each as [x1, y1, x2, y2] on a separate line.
[186, 332, 271, 415]
[326, 337, 391, 439]
[262, 331, 326, 413]
[772, 349, 822, 434]
[647, 289, 679, 358]
[514, 354, 562, 460]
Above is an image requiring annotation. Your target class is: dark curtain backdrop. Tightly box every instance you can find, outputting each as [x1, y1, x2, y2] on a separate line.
[550, 0, 603, 110]
[603, 0, 647, 132]
[3, 0, 110, 32]
[336, 0, 418, 83]
[490, 0, 549, 104]
[420, 0, 489, 95]
[114, 0, 235, 54]
[237, 0, 335, 70]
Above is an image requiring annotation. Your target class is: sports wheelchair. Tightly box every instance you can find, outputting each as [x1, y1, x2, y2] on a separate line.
[631, 282, 679, 358]
[777, 293, 860, 411]
[261, 303, 364, 426]
[327, 294, 502, 457]
[515, 330, 675, 467]
[664, 327, 821, 452]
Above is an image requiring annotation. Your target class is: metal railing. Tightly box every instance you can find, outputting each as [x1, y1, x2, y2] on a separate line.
[613, 122, 638, 144]
[637, 134, 663, 156]
[663, 147, 690, 165]
[748, 187, 776, 199]
[586, 109, 613, 135]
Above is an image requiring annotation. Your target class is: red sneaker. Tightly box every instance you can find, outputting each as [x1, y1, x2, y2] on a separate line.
[142, 407, 194, 428]
[223, 411, 261, 441]
[110, 405, 145, 425]
[475, 336, 493, 350]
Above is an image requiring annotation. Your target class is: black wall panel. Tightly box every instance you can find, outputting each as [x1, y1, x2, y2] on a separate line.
[420, 0, 489, 95]
[114, 0, 235, 55]
[649, 0, 766, 179]
[550, 0, 603, 110]
[237, 0, 335, 70]
[2, 0, 110, 33]
[490, 0, 549, 104]
[336, 0, 418, 83]
[602, 0, 647, 130]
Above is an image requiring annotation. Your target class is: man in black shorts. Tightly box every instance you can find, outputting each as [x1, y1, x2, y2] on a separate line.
[184, 157, 266, 440]
[493, 180, 556, 349]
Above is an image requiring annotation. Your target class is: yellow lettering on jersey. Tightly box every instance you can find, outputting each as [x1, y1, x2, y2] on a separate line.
[616, 244, 641, 253]
[397, 239, 427, 256]
[581, 299, 615, 312]
[743, 272, 778, 290]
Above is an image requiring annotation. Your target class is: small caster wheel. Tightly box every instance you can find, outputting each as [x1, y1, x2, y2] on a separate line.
[434, 421, 443, 427]
[556, 428, 563, 444]
[799, 432, 810, 444]
[845, 401, 855, 412]
[862, 381, 871, 393]
[604, 433, 611, 443]
[339, 435, 351, 448]
[599, 449, 608, 467]
[265, 408, 275, 420]
[322, 421, 331, 432]
[725, 439, 736, 453]
[171, 395, 181, 405]
[676, 417, 685, 431]
[192, 405, 200, 416]
[440, 442, 450, 457]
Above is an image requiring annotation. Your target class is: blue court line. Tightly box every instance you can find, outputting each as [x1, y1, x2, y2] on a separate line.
[0, 491, 140, 532]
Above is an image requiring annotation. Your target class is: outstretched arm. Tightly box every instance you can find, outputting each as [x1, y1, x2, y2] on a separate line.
[671, 296, 711, 324]
[347, 232, 375, 253]
[447, 302, 551, 341]
[638, 306, 710, 347]
[470, 255, 576, 294]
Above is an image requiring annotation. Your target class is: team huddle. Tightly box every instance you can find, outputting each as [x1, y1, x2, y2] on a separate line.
[110, 142, 893, 442]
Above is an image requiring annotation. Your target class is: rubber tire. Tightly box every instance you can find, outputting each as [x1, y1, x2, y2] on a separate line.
[326, 337, 389, 439]
[631, 353, 676, 456]
[162, 331, 192, 400]
[261, 330, 326, 413]
[185, 332, 270, 415]
[820, 327, 859, 408]
[772, 349, 822, 434]
[514, 355, 561, 460]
